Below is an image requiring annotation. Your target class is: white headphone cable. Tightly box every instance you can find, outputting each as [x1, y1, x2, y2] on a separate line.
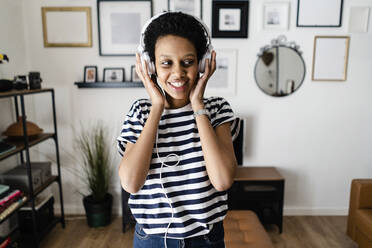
[155, 130, 180, 248]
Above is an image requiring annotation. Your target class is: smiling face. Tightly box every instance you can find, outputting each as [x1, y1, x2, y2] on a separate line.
[154, 35, 199, 108]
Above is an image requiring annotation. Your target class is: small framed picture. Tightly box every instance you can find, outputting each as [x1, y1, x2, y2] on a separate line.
[97, 0, 153, 56]
[103, 68, 125, 82]
[168, 0, 203, 19]
[297, 0, 343, 27]
[263, 2, 290, 30]
[131, 65, 141, 82]
[212, 0, 249, 38]
[84, 66, 98, 82]
[312, 36, 350, 81]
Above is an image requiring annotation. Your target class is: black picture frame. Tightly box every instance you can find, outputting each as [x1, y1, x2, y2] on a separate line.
[84, 66, 98, 82]
[212, 0, 249, 38]
[130, 65, 141, 82]
[103, 67, 125, 82]
[97, 0, 153, 56]
[296, 0, 343, 27]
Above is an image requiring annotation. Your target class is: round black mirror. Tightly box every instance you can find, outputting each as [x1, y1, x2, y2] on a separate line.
[254, 37, 306, 97]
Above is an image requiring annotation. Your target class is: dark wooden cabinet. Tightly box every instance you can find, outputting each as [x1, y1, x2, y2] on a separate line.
[228, 167, 285, 233]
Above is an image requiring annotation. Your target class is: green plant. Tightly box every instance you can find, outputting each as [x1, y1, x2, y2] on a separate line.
[75, 122, 112, 202]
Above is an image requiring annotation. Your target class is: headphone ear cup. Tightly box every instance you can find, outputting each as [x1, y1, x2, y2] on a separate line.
[198, 49, 211, 73]
[141, 52, 155, 76]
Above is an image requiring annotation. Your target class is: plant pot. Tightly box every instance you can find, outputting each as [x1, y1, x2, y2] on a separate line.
[83, 193, 113, 228]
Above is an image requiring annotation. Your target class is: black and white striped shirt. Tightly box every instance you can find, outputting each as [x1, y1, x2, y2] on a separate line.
[117, 96, 239, 239]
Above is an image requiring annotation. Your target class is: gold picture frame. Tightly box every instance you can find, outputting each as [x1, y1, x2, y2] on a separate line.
[41, 7, 92, 47]
[312, 36, 350, 81]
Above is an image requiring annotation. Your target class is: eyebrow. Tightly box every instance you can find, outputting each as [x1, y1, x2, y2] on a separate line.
[159, 53, 196, 59]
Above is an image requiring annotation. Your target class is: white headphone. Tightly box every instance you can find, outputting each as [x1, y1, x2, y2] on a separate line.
[137, 11, 213, 76]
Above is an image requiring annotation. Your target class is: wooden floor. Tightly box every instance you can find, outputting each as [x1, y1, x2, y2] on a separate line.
[40, 216, 357, 248]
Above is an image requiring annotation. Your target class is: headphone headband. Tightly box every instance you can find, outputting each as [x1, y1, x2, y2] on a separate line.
[138, 11, 212, 55]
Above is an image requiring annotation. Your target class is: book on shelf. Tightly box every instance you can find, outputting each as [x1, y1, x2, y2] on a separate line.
[0, 190, 23, 214]
[0, 185, 10, 199]
[0, 196, 27, 221]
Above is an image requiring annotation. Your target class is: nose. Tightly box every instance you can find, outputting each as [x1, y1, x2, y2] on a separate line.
[172, 62, 186, 78]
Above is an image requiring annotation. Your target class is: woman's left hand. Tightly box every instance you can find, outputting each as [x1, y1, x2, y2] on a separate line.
[189, 50, 216, 111]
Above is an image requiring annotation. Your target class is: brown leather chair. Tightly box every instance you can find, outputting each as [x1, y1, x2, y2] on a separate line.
[347, 179, 372, 248]
[224, 210, 274, 248]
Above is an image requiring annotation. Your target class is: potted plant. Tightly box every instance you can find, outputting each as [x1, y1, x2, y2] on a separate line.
[75, 122, 113, 228]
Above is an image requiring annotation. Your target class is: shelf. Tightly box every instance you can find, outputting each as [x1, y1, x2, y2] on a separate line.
[0, 133, 55, 161]
[0, 88, 53, 99]
[75, 81, 144, 88]
[0, 176, 58, 224]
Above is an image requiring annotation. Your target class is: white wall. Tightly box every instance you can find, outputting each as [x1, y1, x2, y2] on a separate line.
[1, 0, 371, 216]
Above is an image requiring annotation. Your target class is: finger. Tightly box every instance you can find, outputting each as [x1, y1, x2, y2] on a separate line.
[210, 50, 217, 74]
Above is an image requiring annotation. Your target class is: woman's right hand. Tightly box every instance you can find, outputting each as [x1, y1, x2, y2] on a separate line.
[136, 53, 165, 109]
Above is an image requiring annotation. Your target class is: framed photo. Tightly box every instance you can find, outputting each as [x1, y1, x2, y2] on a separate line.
[297, 0, 343, 27]
[131, 65, 141, 82]
[206, 49, 237, 96]
[212, 0, 249, 38]
[348, 7, 370, 33]
[97, 0, 153, 56]
[84, 66, 98, 82]
[103, 68, 125, 82]
[312, 36, 350, 81]
[41, 7, 92, 47]
[168, 0, 203, 19]
[263, 2, 289, 30]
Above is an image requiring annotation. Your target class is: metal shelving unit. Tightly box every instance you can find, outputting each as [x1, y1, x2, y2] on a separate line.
[74, 81, 144, 88]
[0, 88, 65, 248]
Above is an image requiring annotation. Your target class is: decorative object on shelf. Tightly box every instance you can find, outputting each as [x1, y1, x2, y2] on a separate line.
[263, 2, 289, 31]
[97, 0, 153, 56]
[168, 0, 203, 19]
[84, 66, 98, 83]
[296, 0, 343, 27]
[28, 72, 42, 90]
[0, 53, 9, 64]
[312, 36, 350, 81]
[75, 122, 113, 227]
[13, 75, 28, 90]
[0, 80, 13, 92]
[41, 7, 92, 47]
[131, 65, 141, 82]
[254, 35, 305, 97]
[103, 68, 125, 82]
[2, 117, 43, 139]
[212, 0, 249, 38]
[348, 7, 370, 33]
[206, 49, 237, 96]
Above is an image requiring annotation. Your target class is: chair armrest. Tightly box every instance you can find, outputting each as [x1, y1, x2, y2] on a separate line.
[347, 179, 372, 240]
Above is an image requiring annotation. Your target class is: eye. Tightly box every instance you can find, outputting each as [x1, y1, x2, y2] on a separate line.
[183, 59, 194, 67]
[160, 60, 172, 66]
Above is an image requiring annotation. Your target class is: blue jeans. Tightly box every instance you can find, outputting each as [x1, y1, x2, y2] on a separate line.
[133, 222, 225, 248]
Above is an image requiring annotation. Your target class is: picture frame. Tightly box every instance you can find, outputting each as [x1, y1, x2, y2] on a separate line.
[103, 68, 125, 82]
[131, 65, 141, 82]
[212, 0, 249, 38]
[296, 0, 343, 27]
[312, 36, 350, 81]
[84, 66, 98, 82]
[41, 7, 92, 47]
[168, 0, 203, 19]
[263, 2, 290, 31]
[206, 49, 237, 96]
[348, 7, 370, 33]
[97, 0, 153, 56]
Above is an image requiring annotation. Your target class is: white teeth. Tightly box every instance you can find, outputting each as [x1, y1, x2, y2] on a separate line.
[169, 81, 186, 87]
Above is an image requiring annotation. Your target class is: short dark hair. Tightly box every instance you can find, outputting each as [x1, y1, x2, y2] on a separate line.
[144, 12, 208, 63]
